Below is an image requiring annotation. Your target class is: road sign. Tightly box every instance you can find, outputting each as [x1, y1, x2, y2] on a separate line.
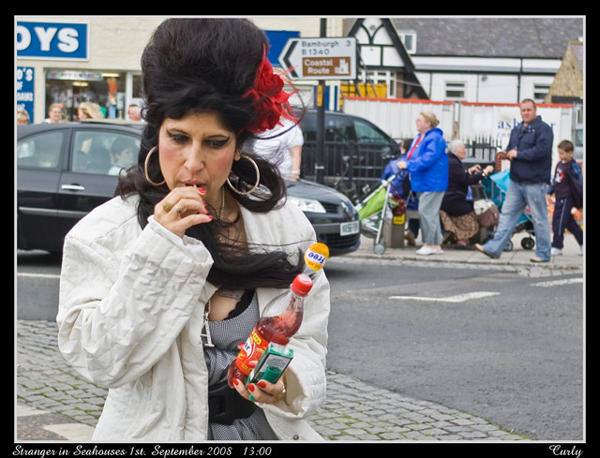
[278, 37, 356, 80]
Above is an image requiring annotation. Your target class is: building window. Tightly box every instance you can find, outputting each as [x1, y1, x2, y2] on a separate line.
[45, 69, 128, 121]
[445, 82, 466, 101]
[533, 84, 551, 103]
[398, 31, 417, 53]
[358, 70, 396, 98]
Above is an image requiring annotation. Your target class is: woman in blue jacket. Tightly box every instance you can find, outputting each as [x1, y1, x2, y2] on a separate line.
[399, 112, 448, 255]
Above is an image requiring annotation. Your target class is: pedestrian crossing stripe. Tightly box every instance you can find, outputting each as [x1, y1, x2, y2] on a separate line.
[389, 292, 500, 303]
[531, 278, 583, 287]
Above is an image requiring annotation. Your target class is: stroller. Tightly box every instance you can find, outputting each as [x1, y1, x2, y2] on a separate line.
[355, 172, 404, 254]
[487, 170, 536, 251]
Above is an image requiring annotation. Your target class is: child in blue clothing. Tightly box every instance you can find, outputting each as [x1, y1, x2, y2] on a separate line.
[380, 139, 420, 244]
[547, 140, 583, 256]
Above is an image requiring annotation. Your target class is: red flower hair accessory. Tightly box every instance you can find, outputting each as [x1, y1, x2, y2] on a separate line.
[243, 46, 297, 134]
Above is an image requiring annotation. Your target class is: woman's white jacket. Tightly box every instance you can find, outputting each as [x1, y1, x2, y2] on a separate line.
[56, 195, 330, 442]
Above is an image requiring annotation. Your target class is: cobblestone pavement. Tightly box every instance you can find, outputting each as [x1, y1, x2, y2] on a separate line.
[16, 320, 525, 442]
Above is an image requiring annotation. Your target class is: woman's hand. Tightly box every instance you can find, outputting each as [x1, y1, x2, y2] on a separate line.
[232, 376, 287, 405]
[154, 186, 213, 237]
[467, 165, 481, 175]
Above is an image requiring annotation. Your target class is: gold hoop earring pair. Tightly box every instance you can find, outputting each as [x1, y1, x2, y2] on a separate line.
[144, 146, 165, 186]
[227, 154, 261, 196]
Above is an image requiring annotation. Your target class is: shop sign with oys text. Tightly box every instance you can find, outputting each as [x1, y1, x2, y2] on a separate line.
[16, 20, 89, 61]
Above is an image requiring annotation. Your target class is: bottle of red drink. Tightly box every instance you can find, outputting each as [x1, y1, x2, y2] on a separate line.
[227, 273, 313, 388]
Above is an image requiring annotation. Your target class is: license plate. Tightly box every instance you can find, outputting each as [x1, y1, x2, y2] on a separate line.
[340, 220, 360, 236]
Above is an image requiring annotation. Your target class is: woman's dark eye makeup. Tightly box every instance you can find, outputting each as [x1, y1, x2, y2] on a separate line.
[207, 136, 232, 148]
[167, 129, 231, 149]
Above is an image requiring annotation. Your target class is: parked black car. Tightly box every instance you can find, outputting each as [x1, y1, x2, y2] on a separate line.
[17, 121, 360, 256]
[298, 110, 400, 201]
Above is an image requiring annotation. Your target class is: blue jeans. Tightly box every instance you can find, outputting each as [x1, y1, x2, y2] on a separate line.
[483, 181, 551, 260]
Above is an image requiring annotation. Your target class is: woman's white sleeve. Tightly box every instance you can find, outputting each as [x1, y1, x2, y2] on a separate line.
[57, 218, 214, 388]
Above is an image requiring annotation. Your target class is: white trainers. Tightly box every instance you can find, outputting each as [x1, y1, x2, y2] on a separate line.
[551, 247, 563, 256]
[416, 246, 443, 256]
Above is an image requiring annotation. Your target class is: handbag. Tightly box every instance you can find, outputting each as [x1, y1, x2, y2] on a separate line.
[473, 200, 500, 228]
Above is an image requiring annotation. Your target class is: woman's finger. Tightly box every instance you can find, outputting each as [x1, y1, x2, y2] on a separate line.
[255, 379, 285, 397]
[232, 377, 286, 404]
[155, 187, 212, 237]
[252, 379, 285, 403]
[171, 196, 209, 218]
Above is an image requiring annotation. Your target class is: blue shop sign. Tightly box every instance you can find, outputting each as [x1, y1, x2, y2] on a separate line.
[17, 67, 34, 122]
[16, 21, 88, 60]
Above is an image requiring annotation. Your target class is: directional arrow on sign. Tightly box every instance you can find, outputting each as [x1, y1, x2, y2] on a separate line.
[280, 39, 299, 78]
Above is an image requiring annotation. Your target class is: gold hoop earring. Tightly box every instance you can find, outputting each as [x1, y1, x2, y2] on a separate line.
[227, 154, 261, 196]
[144, 146, 166, 186]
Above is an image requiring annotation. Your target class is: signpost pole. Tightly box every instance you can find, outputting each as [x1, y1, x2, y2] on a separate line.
[315, 19, 327, 184]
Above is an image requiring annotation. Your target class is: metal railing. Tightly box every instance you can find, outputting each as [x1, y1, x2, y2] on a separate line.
[463, 142, 498, 165]
[300, 140, 498, 202]
[301, 139, 397, 202]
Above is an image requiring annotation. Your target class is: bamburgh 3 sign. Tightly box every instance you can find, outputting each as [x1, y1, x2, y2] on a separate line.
[279, 37, 356, 80]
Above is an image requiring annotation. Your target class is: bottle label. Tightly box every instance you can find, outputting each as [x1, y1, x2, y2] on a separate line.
[235, 327, 269, 375]
[304, 242, 329, 272]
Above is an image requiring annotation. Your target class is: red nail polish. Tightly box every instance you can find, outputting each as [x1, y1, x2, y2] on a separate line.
[198, 188, 207, 194]
[257, 380, 267, 389]
[247, 384, 255, 392]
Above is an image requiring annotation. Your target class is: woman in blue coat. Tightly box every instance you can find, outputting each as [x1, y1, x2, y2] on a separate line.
[399, 112, 448, 255]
